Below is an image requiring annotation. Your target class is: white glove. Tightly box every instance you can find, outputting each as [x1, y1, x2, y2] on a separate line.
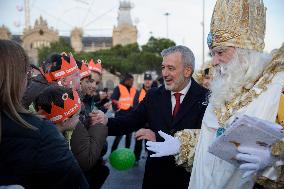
[262, 120, 283, 133]
[235, 146, 273, 178]
[146, 130, 181, 157]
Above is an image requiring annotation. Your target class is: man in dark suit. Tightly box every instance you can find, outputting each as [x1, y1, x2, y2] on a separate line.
[90, 45, 209, 189]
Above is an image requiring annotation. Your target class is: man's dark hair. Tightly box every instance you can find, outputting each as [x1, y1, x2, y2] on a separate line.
[121, 73, 134, 82]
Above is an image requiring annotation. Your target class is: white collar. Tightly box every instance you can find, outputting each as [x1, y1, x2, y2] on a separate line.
[171, 79, 191, 96]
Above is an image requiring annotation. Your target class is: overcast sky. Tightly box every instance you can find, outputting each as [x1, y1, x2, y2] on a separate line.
[1, 0, 284, 68]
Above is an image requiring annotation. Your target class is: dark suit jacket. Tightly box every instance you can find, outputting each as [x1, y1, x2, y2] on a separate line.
[107, 78, 209, 189]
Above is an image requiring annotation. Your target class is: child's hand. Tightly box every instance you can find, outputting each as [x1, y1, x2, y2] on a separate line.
[58, 115, 80, 132]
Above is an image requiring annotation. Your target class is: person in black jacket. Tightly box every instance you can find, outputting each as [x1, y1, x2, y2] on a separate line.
[133, 73, 153, 163]
[90, 45, 209, 189]
[0, 40, 87, 189]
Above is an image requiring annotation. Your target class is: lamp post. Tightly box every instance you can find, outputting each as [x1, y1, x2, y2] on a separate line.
[24, 0, 30, 29]
[164, 12, 170, 38]
[202, 0, 205, 65]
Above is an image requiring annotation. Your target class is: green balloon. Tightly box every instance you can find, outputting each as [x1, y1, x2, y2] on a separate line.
[109, 148, 136, 170]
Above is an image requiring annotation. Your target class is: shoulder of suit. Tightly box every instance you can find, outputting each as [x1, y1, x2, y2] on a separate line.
[199, 85, 210, 95]
[146, 86, 162, 96]
[192, 79, 210, 97]
[141, 86, 167, 100]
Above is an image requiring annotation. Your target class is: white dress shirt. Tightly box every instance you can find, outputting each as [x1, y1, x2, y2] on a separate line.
[170, 79, 191, 114]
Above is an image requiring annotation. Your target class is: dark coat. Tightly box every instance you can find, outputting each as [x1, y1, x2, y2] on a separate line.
[78, 96, 109, 189]
[0, 112, 84, 189]
[22, 74, 50, 109]
[70, 122, 108, 171]
[107, 79, 209, 189]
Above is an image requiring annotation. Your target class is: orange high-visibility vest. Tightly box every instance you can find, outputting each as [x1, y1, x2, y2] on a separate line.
[118, 84, 136, 110]
[138, 88, 146, 103]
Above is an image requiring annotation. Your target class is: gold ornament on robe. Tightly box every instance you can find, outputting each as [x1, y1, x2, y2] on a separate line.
[174, 129, 200, 171]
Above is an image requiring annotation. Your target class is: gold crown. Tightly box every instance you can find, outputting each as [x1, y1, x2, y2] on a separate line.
[208, 0, 266, 52]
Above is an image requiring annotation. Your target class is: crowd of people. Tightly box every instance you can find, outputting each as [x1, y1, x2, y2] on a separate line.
[0, 39, 162, 189]
[1, 0, 284, 189]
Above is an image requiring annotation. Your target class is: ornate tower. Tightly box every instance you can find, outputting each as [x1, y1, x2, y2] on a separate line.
[0, 25, 11, 40]
[112, 1, 137, 46]
[71, 27, 83, 52]
[22, 16, 59, 64]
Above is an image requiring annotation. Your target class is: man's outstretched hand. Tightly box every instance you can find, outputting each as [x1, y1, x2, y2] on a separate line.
[146, 130, 181, 157]
[89, 110, 108, 126]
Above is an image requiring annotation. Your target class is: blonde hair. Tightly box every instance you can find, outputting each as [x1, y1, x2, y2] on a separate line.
[0, 40, 36, 142]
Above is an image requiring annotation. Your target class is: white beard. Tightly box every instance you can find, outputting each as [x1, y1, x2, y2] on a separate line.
[209, 48, 272, 110]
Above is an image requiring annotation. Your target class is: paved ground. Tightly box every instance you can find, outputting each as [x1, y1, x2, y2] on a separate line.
[101, 135, 147, 189]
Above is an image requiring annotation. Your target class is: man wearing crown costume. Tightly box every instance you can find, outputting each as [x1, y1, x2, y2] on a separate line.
[145, 0, 284, 188]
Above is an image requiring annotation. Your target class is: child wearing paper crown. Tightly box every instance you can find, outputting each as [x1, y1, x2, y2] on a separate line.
[76, 59, 92, 96]
[35, 85, 109, 189]
[88, 59, 102, 81]
[76, 59, 111, 189]
[87, 59, 102, 97]
[81, 58, 112, 114]
[22, 53, 81, 109]
[43, 52, 81, 91]
[34, 85, 81, 148]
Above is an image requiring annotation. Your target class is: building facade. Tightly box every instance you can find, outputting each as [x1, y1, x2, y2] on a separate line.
[112, 1, 137, 46]
[0, 0, 137, 65]
[0, 1, 139, 89]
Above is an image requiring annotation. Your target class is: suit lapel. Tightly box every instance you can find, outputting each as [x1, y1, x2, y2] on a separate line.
[171, 79, 201, 127]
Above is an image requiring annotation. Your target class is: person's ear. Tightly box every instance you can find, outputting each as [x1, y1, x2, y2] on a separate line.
[184, 65, 193, 78]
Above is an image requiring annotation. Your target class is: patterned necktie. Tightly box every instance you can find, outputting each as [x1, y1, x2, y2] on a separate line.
[173, 93, 182, 117]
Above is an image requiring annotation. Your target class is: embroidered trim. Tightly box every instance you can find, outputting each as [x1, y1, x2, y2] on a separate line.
[271, 140, 284, 158]
[174, 129, 200, 171]
[256, 171, 284, 189]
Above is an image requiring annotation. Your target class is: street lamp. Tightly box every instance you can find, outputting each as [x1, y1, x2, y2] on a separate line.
[164, 12, 170, 38]
[202, 0, 205, 65]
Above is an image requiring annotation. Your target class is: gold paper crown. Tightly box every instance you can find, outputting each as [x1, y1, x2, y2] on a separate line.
[208, 0, 266, 52]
